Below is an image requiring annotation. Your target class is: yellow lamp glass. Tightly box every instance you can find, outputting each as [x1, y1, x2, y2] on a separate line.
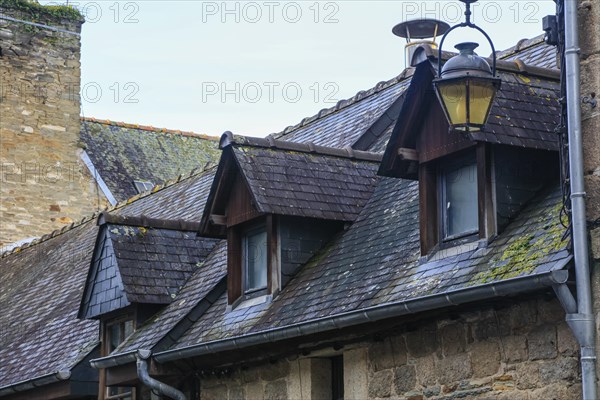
[435, 76, 499, 132]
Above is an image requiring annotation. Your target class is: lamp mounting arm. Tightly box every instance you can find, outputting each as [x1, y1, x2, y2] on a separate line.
[436, 3, 497, 78]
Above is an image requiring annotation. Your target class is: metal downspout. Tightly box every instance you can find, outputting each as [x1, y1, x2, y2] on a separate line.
[563, 0, 598, 397]
[136, 350, 186, 400]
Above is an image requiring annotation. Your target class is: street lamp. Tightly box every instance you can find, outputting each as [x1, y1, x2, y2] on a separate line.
[432, 0, 501, 132]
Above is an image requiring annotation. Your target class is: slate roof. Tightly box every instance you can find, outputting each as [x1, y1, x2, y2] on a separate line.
[496, 34, 558, 69]
[0, 35, 566, 391]
[111, 226, 216, 303]
[477, 70, 560, 149]
[205, 134, 382, 225]
[171, 178, 569, 348]
[80, 118, 221, 202]
[274, 37, 557, 151]
[0, 167, 216, 389]
[0, 220, 100, 388]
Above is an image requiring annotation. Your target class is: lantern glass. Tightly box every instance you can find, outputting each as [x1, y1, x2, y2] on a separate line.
[468, 79, 496, 126]
[434, 76, 499, 132]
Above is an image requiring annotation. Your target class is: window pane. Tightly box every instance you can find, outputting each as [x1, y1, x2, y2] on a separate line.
[109, 323, 121, 353]
[246, 230, 267, 291]
[445, 163, 478, 238]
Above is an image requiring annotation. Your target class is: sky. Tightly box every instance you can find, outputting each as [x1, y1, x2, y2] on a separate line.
[41, 0, 556, 137]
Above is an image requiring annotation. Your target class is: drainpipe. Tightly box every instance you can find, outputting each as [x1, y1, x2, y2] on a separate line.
[563, 0, 597, 398]
[136, 350, 187, 400]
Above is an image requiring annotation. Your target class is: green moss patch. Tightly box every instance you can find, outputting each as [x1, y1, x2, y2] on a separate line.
[0, 0, 83, 22]
[472, 203, 569, 284]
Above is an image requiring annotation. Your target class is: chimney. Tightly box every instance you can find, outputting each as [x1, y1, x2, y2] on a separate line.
[392, 19, 450, 67]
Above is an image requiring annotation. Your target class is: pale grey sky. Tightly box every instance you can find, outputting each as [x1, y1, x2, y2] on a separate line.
[43, 0, 556, 137]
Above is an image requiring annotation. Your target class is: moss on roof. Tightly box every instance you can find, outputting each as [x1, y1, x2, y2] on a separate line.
[80, 119, 221, 202]
[0, 0, 84, 22]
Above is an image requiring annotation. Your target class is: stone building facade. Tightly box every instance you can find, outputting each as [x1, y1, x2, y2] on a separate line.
[199, 297, 581, 400]
[0, 3, 105, 248]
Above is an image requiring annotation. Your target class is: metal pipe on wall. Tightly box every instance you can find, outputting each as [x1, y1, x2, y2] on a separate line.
[563, 0, 598, 398]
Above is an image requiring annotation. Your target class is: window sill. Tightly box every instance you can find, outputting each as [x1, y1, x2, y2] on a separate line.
[227, 293, 272, 312]
[420, 238, 488, 264]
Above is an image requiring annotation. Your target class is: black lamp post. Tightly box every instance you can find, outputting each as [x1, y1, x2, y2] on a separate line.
[432, 0, 501, 132]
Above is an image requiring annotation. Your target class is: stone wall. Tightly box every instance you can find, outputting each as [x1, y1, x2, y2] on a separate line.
[0, 2, 107, 247]
[197, 297, 581, 400]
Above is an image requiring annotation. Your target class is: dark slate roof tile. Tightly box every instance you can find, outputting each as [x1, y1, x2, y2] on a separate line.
[232, 145, 381, 222]
[81, 119, 220, 202]
[106, 224, 217, 304]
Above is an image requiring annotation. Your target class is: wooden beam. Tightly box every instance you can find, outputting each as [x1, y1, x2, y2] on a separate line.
[209, 214, 227, 226]
[477, 143, 496, 240]
[397, 147, 418, 161]
[419, 162, 438, 256]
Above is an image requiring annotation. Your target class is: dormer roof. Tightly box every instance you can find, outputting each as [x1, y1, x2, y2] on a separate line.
[79, 213, 219, 319]
[379, 57, 560, 179]
[199, 133, 382, 237]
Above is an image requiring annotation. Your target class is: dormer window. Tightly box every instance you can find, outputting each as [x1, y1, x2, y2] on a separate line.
[378, 58, 561, 257]
[243, 225, 268, 295]
[133, 180, 153, 194]
[200, 132, 381, 307]
[106, 316, 134, 354]
[440, 153, 477, 241]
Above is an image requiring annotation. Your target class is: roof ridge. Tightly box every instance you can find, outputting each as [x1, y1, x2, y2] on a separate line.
[99, 213, 200, 232]
[222, 132, 382, 163]
[496, 34, 546, 59]
[272, 68, 415, 139]
[81, 117, 219, 141]
[0, 164, 218, 259]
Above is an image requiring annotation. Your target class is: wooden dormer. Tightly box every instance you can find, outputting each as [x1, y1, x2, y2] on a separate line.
[379, 57, 561, 256]
[200, 132, 382, 306]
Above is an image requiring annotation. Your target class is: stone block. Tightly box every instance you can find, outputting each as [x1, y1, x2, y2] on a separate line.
[472, 315, 511, 341]
[578, 0, 600, 57]
[368, 335, 407, 371]
[530, 382, 581, 400]
[415, 355, 437, 387]
[586, 174, 600, 222]
[582, 116, 600, 174]
[528, 325, 558, 360]
[440, 322, 466, 356]
[591, 228, 600, 261]
[242, 367, 260, 383]
[368, 369, 393, 398]
[344, 347, 368, 400]
[537, 299, 565, 323]
[515, 362, 539, 390]
[245, 382, 264, 400]
[264, 380, 287, 400]
[502, 335, 528, 363]
[496, 302, 537, 332]
[557, 323, 579, 357]
[394, 364, 417, 394]
[470, 340, 501, 378]
[202, 384, 228, 400]
[229, 385, 244, 400]
[435, 353, 472, 385]
[260, 360, 290, 382]
[406, 326, 437, 358]
[539, 357, 579, 385]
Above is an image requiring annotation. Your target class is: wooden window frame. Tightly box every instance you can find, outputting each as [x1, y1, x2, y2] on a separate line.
[419, 143, 496, 256]
[227, 215, 280, 306]
[438, 151, 479, 246]
[242, 224, 269, 298]
[99, 314, 136, 400]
